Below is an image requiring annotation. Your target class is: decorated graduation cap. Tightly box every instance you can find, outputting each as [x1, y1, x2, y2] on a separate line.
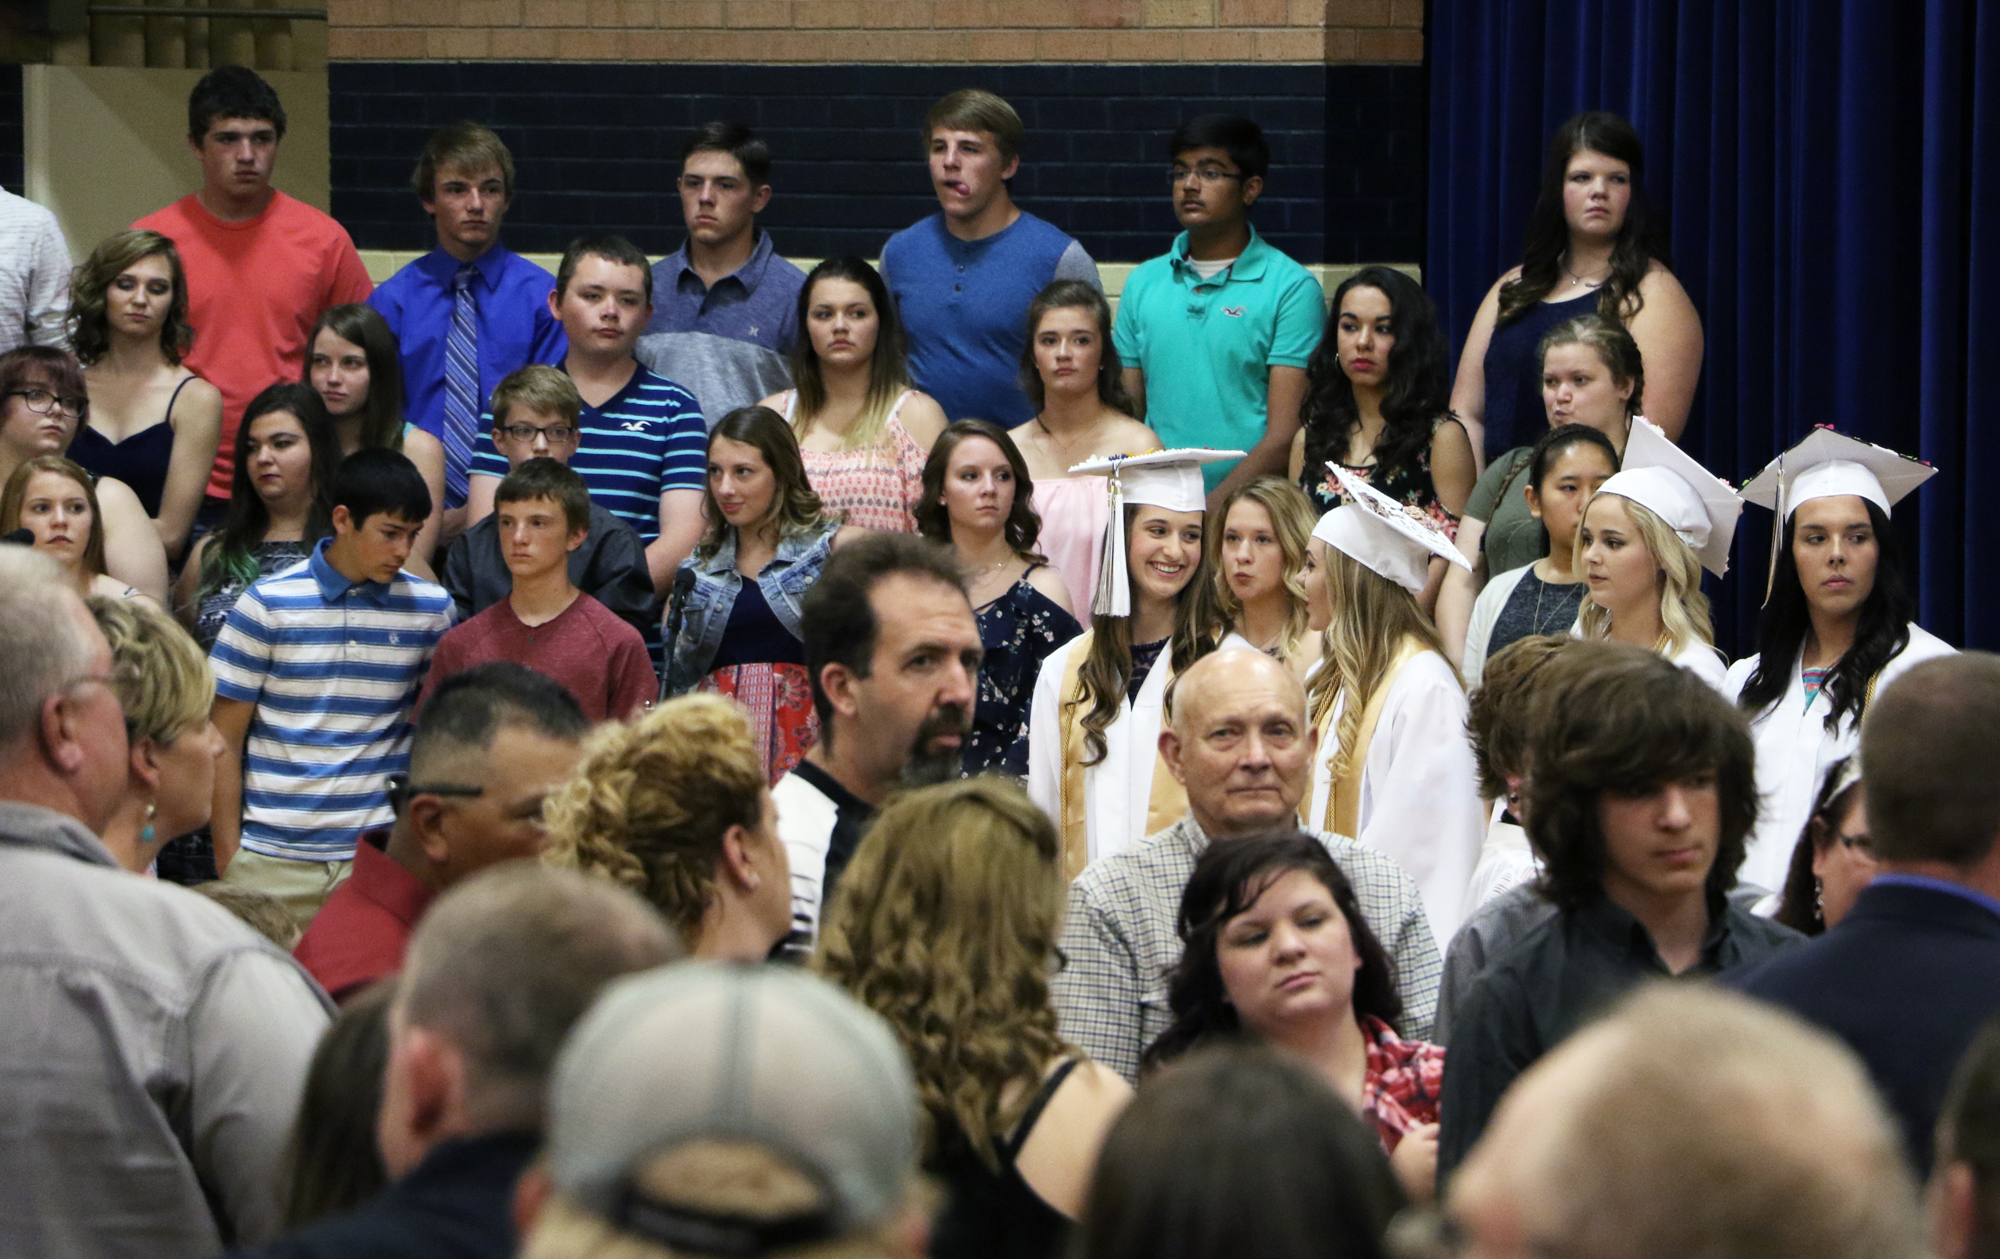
[1738, 426, 1934, 602]
[1071, 448, 1245, 617]
[1311, 463, 1472, 594]
[1593, 417, 1742, 578]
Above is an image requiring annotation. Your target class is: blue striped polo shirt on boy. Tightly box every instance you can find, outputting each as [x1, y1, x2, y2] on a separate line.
[1113, 225, 1325, 492]
[468, 363, 707, 541]
[210, 539, 455, 862]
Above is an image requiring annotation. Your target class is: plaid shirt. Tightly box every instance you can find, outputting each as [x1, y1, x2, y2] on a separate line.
[1362, 1013, 1444, 1153]
[1051, 814, 1443, 1083]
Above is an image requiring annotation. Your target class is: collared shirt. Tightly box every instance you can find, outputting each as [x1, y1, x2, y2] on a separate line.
[636, 230, 806, 424]
[369, 244, 568, 508]
[0, 187, 70, 352]
[1049, 813, 1443, 1084]
[292, 828, 437, 1003]
[771, 758, 876, 957]
[226, 1130, 539, 1259]
[1362, 1014, 1445, 1154]
[211, 539, 456, 861]
[468, 364, 706, 540]
[0, 800, 330, 1258]
[1112, 225, 1324, 491]
[1438, 891, 1803, 1181]
[1869, 872, 2000, 921]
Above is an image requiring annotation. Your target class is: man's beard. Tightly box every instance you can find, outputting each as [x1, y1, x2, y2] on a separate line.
[900, 704, 971, 787]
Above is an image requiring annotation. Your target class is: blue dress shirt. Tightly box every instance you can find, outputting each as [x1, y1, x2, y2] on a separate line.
[369, 243, 567, 507]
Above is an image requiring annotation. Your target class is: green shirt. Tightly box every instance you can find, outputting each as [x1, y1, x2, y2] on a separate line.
[1113, 226, 1325, 491]
[1466, 445, 1544, 574]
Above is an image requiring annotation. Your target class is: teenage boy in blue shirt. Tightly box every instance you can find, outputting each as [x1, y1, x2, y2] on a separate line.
[880, 89, 1099, 429]
[1114, 114, 1324, 504]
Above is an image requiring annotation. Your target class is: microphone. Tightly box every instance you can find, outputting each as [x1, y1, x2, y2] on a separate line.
[1, 528, 32, 546]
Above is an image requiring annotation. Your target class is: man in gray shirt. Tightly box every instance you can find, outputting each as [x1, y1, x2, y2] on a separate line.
[1052, 648, 1441, 1082]
[0, 547, 330, 1257]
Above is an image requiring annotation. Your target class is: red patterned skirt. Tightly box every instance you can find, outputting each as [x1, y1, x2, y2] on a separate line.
[698, 662, 820, 783]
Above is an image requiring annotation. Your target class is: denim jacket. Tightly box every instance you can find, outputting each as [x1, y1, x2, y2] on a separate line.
[665, 518, 840, 696]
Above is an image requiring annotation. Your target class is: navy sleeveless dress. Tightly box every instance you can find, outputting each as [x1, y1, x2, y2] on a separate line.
[1478, 289, 1598, 463]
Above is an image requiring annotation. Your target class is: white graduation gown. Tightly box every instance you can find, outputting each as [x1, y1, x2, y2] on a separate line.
[1726, 623, 1955, 896]
[1671, 640, 1732, 695]
[1305, 650, 1485, 937]
[1027, 633, 1173, 869]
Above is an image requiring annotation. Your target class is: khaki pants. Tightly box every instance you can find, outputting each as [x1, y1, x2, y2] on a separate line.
[221, 848, 354, 936]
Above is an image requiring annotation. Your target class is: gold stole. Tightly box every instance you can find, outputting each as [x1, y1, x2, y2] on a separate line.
[1309, 636, 1430, 837]
[1058, 631, 1188, 881]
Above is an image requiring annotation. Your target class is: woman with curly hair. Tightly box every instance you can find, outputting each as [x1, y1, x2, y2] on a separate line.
[918, 418, 1079, 779]
[1196, 475, 1319, 678]
[1143, 831, 1440, 1204]
[543, 692, 794, 962]
[68, 228, 222, 562]
[1290, 266, 1474, 614]
[818, 778, 1132, 1259]
[664, 405, 862, 781]
[1450, 111, 1704, 458]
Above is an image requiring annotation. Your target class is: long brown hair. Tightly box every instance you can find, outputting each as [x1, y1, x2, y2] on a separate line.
[1193, 476, 1315, 663]
[1306, 548, 1454, 777]
[1496, 111, 1665, 328]
[69, 229, 195, 367]
[916, 418, 1045, 559]
[1017, 279, 1135, 416]
[696, 404, 836, 561]
[789, 257, 912, 453]
[1075, 505, 1218, 766]
[1, 454, 108, 576]
[304, 304, 407, 453]
[817, 778, 1071, 1169]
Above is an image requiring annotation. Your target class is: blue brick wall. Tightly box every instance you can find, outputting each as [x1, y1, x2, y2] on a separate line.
[330, 62, 1426, 267]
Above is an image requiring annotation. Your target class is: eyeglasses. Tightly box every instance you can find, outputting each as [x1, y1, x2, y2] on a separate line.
[498, 423, 577, 444]
[1170, 164, 1244, 186]
[12, 388, 86, 417]
[386, 773, 485, 811]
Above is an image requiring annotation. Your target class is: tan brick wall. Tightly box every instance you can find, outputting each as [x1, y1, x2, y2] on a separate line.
[326, 0, 1423, 64]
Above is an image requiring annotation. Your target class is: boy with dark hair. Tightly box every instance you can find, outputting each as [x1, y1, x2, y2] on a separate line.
[136, 66, 373, 513]
[465, 234, 706, 592]
[422, 457, 654, 723]
[440, 365, 654, 641]
[1436, 641, 1801, 1183]
[879, 89, 1100, 429]
[210, 447, 455, 928]
[1114, 113, 1323, 502]
[369, 121, 566, 519]
[637, 121, 807, 423]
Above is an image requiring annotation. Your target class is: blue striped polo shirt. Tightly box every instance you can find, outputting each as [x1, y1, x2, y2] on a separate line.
[210, 539, 456, 862]
[468, 363, 707, 540]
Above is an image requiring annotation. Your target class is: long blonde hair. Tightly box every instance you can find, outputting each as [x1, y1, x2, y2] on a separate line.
[1195, 476, 1315, 662]
[541, 695, 767, 945]
[1574, 493, 1713, 657]
[815, 779, 1070, 1170]
[1306, 548, 1455, 778]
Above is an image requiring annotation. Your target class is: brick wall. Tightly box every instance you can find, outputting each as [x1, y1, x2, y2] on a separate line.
[330, 60, 1426, 264]
[326, 0, 1425, 66]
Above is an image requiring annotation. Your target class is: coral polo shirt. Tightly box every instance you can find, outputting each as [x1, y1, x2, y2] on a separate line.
[292, 828, 435, 1004]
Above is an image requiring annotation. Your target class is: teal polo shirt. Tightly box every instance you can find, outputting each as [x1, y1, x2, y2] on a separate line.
[1113, 226, 1325, 490]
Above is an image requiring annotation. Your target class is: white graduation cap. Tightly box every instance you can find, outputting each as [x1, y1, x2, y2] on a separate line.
[1311, 463, 1472, 594]
[1738, 426, 1933, 603]
[1593, 417, 1742, 577]
[1739, 426, 1934, 521]
[1070, 448, 1245, 617]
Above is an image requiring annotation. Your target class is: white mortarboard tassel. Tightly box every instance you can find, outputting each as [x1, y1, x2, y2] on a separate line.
[1311, 463, 1472, 594]
[1069, 449, 1245, 618]
[1593, 417, 1743, 578]
[1738, 426, 1934, 603]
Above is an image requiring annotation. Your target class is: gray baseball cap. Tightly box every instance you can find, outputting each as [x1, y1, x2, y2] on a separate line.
[545, 960, 920, 1253]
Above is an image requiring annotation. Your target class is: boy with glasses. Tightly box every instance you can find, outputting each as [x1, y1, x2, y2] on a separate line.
[1113, 114, 1323, 504]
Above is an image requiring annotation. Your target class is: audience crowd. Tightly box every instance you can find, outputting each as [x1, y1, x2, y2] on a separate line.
[2, 61, 1991, 1259]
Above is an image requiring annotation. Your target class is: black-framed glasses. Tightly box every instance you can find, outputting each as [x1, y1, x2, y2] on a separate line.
[499, 423, 577, 443]
[1169, 164, 1244, 185]
[386, 773, 485, 811]
[12, 388, 86, 417]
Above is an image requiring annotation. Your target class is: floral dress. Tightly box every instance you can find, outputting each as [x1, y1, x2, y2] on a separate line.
[1305, 417, 1465, 539]
[780, 389, 928, 533]
[965, 567, 1082, 780]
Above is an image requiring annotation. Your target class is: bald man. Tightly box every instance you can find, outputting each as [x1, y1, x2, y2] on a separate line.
[1049, 647, 1441, 1082]
[1448, 982, 1925, 1259]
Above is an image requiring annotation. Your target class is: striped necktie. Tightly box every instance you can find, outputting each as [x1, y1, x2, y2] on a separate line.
[443, 262, 480, 506]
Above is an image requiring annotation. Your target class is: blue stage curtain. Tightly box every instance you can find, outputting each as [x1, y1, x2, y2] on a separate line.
[1428, 0, 1998, 651]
